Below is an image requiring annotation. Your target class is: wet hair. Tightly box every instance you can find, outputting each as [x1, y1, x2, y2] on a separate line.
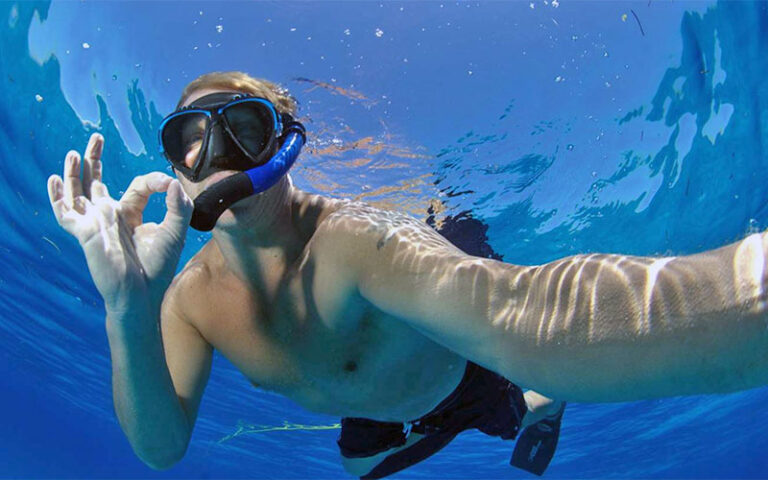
[176, 71, 298, 115]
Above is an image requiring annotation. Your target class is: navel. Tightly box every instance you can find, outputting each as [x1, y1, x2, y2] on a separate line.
[343, 360, 358, 373]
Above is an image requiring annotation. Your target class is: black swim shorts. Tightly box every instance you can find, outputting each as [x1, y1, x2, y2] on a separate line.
[337, 361, 527, 479]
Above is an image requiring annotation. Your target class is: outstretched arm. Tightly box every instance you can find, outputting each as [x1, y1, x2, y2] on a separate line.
[315, 203, 768, 402]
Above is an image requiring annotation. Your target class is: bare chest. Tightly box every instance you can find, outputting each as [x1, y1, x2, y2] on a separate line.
[194, 254, 466, 422]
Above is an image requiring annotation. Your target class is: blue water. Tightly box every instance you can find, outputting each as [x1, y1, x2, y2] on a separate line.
[2, 0, 768, 478]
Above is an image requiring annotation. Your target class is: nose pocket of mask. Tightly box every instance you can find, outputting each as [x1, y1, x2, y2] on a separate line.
[204, 121, 253, 173]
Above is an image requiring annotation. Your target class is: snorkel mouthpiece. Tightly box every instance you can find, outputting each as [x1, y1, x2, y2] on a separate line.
[190, 174, 253, 231]
[190, 123, 306, 231]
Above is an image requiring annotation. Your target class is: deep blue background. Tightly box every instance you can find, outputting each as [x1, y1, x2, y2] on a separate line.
[2, 1, 768, 478]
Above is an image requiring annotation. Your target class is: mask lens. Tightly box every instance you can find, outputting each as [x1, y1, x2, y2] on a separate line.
[223, 101, 274, 163]
[161, 112, 209, 169]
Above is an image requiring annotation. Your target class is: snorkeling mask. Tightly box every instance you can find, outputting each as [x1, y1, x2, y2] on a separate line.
[158, 92, 306, 231]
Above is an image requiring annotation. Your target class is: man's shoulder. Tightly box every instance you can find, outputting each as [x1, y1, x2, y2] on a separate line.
[314, 200, 456, 251]
[311, 201, 382, 243]
[317, 200, 408, 232]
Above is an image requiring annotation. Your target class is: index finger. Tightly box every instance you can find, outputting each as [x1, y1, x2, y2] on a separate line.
[119, 172, 173, 227]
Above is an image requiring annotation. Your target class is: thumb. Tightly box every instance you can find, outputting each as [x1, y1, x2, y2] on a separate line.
[161, 179, 193, 237]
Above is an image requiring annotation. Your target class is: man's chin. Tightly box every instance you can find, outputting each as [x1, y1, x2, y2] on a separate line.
[211, 209, 239, 229]
[213, 197, 254, 226]
[208, 189, 273, 231]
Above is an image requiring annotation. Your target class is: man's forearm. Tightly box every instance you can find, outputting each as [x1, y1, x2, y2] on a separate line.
[344, 204, 768, 403]
[106, 307, 190, 470]
[500, 232, 768, 402]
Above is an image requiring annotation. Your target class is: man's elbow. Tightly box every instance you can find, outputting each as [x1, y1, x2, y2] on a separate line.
[137, 444, 188, 471]
[144, 457, 180, 471]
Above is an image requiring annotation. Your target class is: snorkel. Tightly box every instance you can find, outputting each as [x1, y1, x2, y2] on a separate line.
[190, 121, 306, 231]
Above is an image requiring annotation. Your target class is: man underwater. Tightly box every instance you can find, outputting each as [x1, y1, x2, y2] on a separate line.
[48, 71, 768, 477]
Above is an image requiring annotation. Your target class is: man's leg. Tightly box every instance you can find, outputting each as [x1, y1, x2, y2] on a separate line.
[344, 427, 464, 479]
[521, 390, 564, 428]
[511, 390, 566, 476]
[340, 431, 426, 477]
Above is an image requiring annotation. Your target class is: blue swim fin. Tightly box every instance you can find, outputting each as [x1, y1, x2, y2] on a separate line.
[510, 402, 566, 476]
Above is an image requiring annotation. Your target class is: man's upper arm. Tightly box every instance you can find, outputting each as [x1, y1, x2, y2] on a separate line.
[160, 267, 214, 431]
[313, 204, 523, 375]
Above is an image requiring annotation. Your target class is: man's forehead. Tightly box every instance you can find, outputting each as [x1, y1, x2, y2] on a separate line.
[181, 89, 243, 108]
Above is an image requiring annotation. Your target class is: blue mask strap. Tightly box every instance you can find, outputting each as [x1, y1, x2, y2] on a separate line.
[190, 122, 306, 231]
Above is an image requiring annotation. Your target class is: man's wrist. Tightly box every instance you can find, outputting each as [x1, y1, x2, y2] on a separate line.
[105, 300, 161, 340]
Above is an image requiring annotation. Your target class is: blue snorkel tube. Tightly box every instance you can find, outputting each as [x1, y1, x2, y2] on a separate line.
[190, 121, 306, 231]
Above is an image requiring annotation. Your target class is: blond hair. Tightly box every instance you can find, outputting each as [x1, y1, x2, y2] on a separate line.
[176, 71, 298, 115]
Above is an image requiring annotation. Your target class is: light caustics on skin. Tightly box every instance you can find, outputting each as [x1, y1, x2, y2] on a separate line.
[733, 234, 767, 312]
[503, 242, 766, 345]
[322, 204, 768, 400]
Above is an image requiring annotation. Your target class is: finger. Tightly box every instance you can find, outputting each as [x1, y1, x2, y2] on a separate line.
[48, 175, 70, 225]
[91, 180, 117, 221]
[49, 174, 102, 241]
[49, 173, 84, 219]
[91, 153, 102, 183]
[63, 150, 83, 206]
[134, 222, 159, 238]
[92, 194, 117, 226]
[160, 179, 193, 236]
[47, 174, 64, 205]
[90, 179, 112, 202]
[119, 172, 173, 226]
[72, 195, 89, 215]
[49, 190, 83, 237]
[82, 133, 104, 199]
[121, 172, 173, 209]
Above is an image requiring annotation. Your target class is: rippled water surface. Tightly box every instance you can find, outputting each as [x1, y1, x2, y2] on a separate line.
[2, 1, 768, 478]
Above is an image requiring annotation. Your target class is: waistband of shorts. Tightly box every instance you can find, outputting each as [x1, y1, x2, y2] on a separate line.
[407, 360, 479, 424]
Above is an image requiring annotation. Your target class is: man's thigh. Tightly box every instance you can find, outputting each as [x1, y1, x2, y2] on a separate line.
[340, 432, 426, 477]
